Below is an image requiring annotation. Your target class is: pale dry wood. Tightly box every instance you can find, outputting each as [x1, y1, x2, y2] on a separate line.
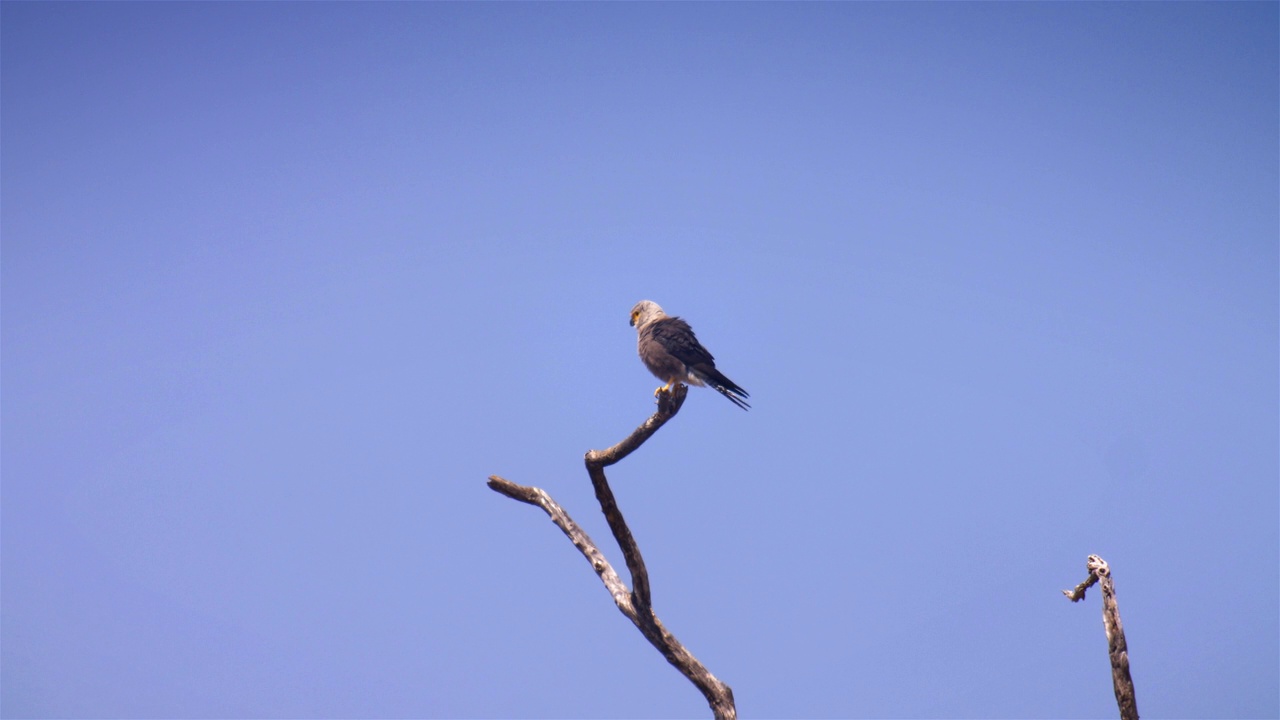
[1063, 554, 1139, 720]
[489, 384, 736, 720]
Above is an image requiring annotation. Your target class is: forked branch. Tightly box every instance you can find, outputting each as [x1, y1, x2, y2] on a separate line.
[489, 384, 736, 720]
[1063, 554, 1139, 720]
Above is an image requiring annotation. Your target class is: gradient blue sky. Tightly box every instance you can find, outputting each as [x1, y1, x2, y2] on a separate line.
[3, 3, 1277, 719]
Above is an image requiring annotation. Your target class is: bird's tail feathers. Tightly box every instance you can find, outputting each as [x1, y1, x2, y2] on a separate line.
[694, 367, 750, 410]
[714, 384, 751, 410]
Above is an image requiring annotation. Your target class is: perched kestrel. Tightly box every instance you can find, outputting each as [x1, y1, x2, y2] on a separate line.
[629, 300, 749, 410]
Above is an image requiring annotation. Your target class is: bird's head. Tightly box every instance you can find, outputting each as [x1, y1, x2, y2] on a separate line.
[629, 300, 665, 328]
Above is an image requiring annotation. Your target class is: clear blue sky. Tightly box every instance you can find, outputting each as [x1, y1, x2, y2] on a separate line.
[3, 3, 1276, 718]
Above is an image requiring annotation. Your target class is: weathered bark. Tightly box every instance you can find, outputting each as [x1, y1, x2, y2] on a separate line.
[489, 384, 736, 720]
[1063, 554, 1138, 720]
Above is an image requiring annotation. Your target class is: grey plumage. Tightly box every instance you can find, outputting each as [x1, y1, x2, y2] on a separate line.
[629, 300, 750, 410]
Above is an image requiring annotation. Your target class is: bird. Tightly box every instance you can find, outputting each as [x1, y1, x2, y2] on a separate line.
[629, 300, 750, 410]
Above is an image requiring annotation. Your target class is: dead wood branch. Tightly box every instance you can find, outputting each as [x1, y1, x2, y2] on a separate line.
[489, 384, 736, 720]
[1063, 554, 1139, 720]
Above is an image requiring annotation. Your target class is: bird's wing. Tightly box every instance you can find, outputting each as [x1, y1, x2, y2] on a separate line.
[651, 317, 751, 410]
[650, 317, 715, 367]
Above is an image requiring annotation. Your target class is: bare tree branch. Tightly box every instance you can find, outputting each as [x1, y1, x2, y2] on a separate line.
[1062, 570, 1099, 603]
[489, 384, 736, 720]
[1063, 554, 1139, 720]
[486, 476, 633, 613]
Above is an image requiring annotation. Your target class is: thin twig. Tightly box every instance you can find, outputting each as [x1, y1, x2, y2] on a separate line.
[1062, 571, 1099, 603]
[1063, 555, 1139, 720]
[489, 384, 736, 720]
